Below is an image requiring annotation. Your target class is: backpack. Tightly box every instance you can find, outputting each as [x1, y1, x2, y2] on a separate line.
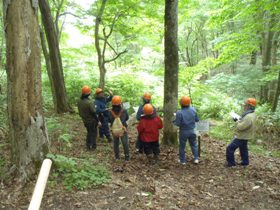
[110, 109, 125, 137]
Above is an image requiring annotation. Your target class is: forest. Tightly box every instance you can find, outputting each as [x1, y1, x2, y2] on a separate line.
[0, 0, 279, 209]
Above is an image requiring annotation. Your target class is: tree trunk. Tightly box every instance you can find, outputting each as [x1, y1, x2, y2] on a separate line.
[95, 0, 107, 90]
[250, 51, 257, 65]
[162, 0, 178, 145]
[40, 27, 56, 106]
[272, 32, 279, 66]
[272, 69, 280, 112]
[271, 32, 279, 111]
[39, 0, 71, 113]
[260, 29, 274, 103]
[4, 0, 49, 181]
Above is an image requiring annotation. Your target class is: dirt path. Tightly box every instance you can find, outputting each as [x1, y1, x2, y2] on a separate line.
[1, 114, 280, 210]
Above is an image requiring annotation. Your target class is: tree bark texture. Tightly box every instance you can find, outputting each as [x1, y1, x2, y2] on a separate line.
[4, 0, 49, 180]
[162, 0, 178, 145]
[39, 0, 71, 113]
[95, 0, 107, 90]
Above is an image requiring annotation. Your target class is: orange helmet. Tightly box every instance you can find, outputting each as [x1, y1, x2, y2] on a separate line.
[143, 92, 152, 100]
[95, 88, 103, 95]
[180, 96, 191, 106]
[112, 95, 122, 105]
[245, 98, 257, 107]
[81, 85, 91, 95]
[143, 104, 154, 115]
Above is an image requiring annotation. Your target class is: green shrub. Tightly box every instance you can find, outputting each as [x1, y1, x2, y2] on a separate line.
[205, 64, 263, 101]
[47, 154, 110, 191]
[209, 121, 234, 142]
[195, 89, 239, 120]
[107, 73, 146, 111]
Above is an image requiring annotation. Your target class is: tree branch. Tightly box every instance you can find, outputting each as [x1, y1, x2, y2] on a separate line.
[104, 50, 127, 63]
[58, 12, 85, 19]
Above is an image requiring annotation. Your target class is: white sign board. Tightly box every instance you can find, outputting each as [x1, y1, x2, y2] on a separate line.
[123, 102, 130, 110]
[195, 120, 209, 133]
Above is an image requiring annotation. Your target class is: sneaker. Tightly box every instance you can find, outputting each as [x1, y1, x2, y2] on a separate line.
[125, 156, 130, 161]
[194, 159, 199, 164]
[178, 159, 186, 165]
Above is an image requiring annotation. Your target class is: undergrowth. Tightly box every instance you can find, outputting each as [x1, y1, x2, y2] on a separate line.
[47, 154, 110, 191]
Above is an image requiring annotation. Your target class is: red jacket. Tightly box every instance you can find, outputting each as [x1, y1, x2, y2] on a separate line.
[137, 115, 163, 142]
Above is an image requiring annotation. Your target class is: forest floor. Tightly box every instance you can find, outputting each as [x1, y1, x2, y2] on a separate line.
[0, 113, 280, 210]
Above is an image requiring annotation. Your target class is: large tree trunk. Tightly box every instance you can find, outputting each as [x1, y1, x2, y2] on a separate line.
[4, 0, 49, 181]
[39, 0, 71, 113]
[95, 0, 107, 90]
[162, 0, 178, 145]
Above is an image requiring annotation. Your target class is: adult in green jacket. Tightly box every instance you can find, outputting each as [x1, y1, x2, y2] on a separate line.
[77, 85, 99, 150]
[226, 98, 257, 167]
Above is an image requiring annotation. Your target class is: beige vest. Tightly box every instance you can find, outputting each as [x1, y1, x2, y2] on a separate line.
[235, 112, 257, 140]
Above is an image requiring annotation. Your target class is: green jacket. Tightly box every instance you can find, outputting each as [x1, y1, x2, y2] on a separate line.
[77, 97, 98, 124]
[235, 111, 257, 140]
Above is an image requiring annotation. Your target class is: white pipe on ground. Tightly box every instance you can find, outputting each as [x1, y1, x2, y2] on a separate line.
[28, 159, 52, 210]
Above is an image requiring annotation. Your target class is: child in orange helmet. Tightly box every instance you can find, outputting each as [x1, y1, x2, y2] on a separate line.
[108, 96, 130, 161]
[135, 92, 157, 153]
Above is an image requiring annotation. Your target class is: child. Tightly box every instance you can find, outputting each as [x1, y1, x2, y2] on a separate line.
[94, 88, 113, 143]
[135, 92, 157, 153]
[226, 98, 257, 167]
[77, 85, 99, 150]
[173, 96, 199, 165]
[108, 95, 130, 161]
[137, 104, 163, 163]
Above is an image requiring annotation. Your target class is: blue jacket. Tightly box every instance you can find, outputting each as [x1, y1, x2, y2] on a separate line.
[136, 104, 157, 121]
[173, 106, 199, 132]
[94, 95, 112, 117]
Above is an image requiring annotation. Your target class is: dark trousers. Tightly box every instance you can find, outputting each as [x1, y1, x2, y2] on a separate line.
[226, 138, 249, 166]
[84, 121, 97, 149]
[113, 133, 129, 160]
[135, 135, 144, 152]
[99, 116, 111, 138]
[142, 141, 160, 156]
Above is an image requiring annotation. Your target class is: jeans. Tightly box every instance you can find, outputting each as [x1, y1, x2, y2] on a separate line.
[99, 116, 111, 138]
[113, 132, 129, 160]
[226, 138, 249, 166]
[84, 121, 97, 149]
[179, 131, 198, 163]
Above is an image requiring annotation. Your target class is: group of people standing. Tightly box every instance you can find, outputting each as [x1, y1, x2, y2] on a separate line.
[77, 85, 257, 167]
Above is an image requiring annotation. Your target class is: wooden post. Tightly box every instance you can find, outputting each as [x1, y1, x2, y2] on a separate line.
[28, 159, 52, 210]
[198, 135, 201, 158]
